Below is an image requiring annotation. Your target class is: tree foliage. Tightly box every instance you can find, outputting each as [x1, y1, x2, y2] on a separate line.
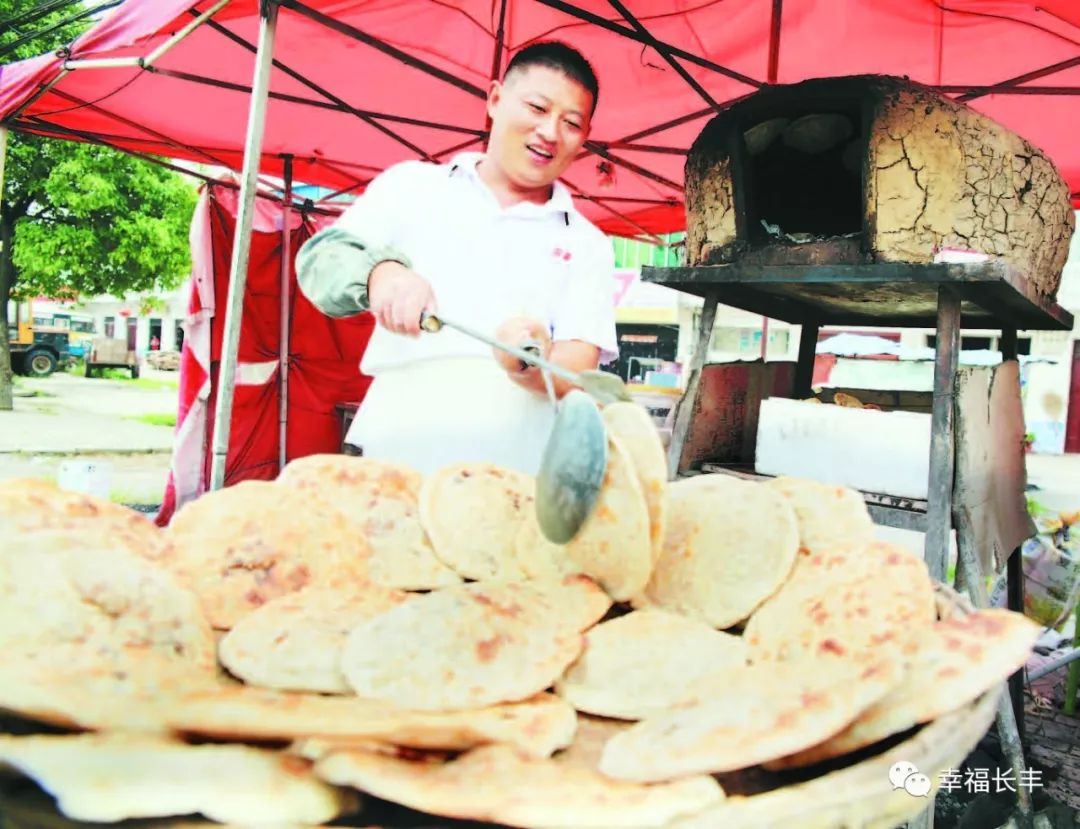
[6, 137, 197, 298]
[1, 0, 198, 408]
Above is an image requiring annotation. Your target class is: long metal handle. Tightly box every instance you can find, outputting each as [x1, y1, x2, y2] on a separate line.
[419, 312, 582, 386]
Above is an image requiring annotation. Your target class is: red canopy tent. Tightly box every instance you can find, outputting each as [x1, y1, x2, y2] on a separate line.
[156, 182, 372, 523]
[2, 0, 1079, 491]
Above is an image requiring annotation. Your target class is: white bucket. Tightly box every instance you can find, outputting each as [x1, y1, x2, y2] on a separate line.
[56, 460, 113, 501]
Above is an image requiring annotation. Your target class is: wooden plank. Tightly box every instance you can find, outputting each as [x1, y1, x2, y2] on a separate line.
[1000, 328, 1018, 361]
[954, 510, 1033, 826]
[641, 262, 1073, 331]
[1008, 550, 1026, 739]
[667, 293, 719, 478]
[678, 362, 796, 469]
[924, 287, 960, 582]
[794, 323, 818, 397]
[867, 504, 927, 532]
[712, 285, 813, 324]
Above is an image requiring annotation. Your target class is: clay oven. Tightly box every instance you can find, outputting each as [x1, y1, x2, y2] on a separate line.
[684, 75, 1074, 297]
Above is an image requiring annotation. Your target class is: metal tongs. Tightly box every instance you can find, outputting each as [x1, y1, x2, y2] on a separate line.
[420, 312, 629, 543]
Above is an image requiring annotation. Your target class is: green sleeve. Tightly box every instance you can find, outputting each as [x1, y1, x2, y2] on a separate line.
[295, 227, 412, 318]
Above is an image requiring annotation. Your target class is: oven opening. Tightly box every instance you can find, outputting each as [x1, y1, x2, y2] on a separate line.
[743, 106, 866, 248]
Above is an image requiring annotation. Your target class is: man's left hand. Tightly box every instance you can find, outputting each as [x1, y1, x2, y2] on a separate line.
[492, 317, 551, 374]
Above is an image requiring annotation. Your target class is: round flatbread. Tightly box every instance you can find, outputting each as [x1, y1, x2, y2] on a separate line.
[277, 455, 460, 590]
[769, 609, 1041, 768]
[562, 436, 653, 601]
[744, 542, 936, 663]
[599, 658, 903, 781]
[0, 478, 167, 559]
[341, 581, 585, 711]
[0, 733, 349, 825]
[636, 476, 798, 627]
[516, 437, 652, 601]
[556, 609, 748, 719]
[418, 463, 533, 580]
[315, 742, 723, 829]
[163, 480, 370, 629]
[0, 530, 215, 681]
[166, 687, 576, 759]
[218, 585, 411, 693]
[764, 476, 875, 555]
[602, 402, 668, 566]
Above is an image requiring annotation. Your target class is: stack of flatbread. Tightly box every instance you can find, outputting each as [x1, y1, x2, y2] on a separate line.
[0, 400, 1040, 828]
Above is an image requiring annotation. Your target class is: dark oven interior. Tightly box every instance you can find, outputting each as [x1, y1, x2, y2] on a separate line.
[736, 92, 869, 260]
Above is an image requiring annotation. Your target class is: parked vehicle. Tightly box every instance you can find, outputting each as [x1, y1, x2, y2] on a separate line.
[7, 300, 70, 377]
[85, 336, 139, 379]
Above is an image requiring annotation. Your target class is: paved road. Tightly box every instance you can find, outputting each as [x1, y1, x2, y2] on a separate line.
[0, 369, 179, 502]
[3, 369, 178, 454]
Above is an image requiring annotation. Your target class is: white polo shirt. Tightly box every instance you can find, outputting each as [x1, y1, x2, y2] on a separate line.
[335, 152, 619, 375]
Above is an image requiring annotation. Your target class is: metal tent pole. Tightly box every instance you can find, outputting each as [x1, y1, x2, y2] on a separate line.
[278, 154, 293, 473]
[209, 0, 279, 491]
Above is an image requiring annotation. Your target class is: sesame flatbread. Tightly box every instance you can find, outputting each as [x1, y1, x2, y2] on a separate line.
[516, 437, 652, 602]
[0, 733, 350, 825]
[163, 480, 371, 629]
[341, 581, 585, 710]
[602, 402, 668, 566]
[744, 542, 936, 663]
[0, 478, 166, 559]
[764, 476, 875, 554]
[218, 585, 411, 693]
[561, 436, 653, 601]
[315, 742, 723, 829]
[418, 463, 533, 580]
[599, 658, 903, 782]
[277, 454, 460, 590]
[0, 531, 215, 693]
[636, 476, 798, 627]
[769, 609, 1040, 768]
[556, 610, 748, 719]
[481, 574, 612, 634]
[514, 512, 579, 580]
[165, 687, 576, 759]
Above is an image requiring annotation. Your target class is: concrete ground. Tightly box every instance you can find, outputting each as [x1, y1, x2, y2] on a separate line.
[1, 367, 178, 503]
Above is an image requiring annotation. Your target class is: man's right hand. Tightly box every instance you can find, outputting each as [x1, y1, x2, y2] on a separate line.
[367, 261, 436, 337]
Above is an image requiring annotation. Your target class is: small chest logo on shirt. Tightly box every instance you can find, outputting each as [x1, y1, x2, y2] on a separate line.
[552, 247, 573, 262]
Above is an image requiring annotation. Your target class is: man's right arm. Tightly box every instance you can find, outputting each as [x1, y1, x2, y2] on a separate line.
[296, 162, 420, 319]
[295, 226, 411, 319]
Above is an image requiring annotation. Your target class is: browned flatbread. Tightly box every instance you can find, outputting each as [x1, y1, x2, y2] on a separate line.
[340, 580, 585, 710]
[744, 542, 937, 663]
[163, 480, 371, 629]
[277, 454, 460, 589]
[0, 733, 351, 825]
[599, 658, 903, 781]
[218, 585, 411, 693]
[165, 686, 577, 759]
[0, 478, 167, 559]
[768, 609, 1041, 768]
[315, 743, 723, 828]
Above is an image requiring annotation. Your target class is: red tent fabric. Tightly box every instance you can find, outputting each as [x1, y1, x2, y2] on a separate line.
[3, 1, 1080, 239]
[156, 183, 373, 523]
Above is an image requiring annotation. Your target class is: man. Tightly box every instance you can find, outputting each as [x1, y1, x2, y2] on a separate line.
[297, 41, 617, 475]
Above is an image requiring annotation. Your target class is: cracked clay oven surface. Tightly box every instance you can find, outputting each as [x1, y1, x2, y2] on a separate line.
[684, 75, 1074, 298]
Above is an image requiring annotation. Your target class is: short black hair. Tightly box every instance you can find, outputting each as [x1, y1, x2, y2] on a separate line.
[504, 41, 599, 114]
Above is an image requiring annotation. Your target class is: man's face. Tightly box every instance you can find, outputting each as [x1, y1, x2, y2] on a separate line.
[486, 64, 594, 192]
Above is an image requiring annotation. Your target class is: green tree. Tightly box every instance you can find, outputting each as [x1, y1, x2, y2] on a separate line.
[1, 0, 197, 409]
